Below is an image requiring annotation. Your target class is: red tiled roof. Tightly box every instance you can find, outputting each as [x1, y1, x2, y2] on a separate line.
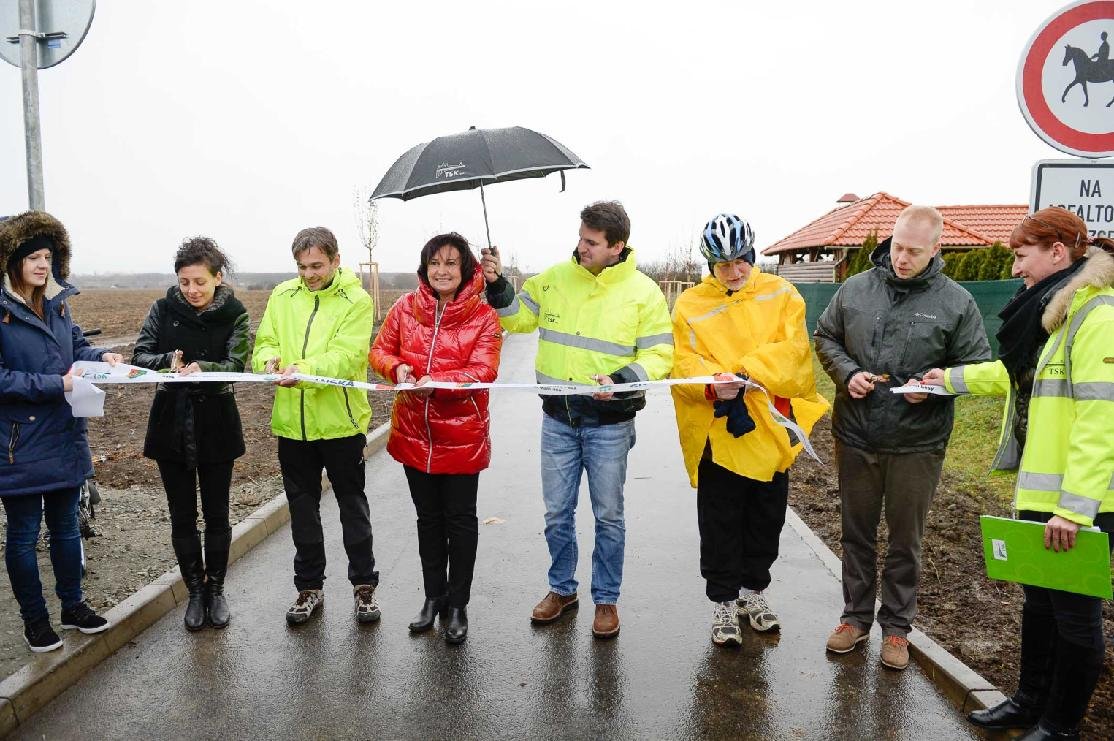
[761, 193, 1027, 256]
[936, 205, 1029, 245]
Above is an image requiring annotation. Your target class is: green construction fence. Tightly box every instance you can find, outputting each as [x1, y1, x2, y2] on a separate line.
[796, 279, 1022, 358]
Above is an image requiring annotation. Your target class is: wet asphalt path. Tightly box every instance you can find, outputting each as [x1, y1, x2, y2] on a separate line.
[16, 334, 974, 739]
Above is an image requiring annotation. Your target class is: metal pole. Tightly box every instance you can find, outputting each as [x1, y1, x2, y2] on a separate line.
[479, 182, 492, 248]
[18, 0, 45, 211]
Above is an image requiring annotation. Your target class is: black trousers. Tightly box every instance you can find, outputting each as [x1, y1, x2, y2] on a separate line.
[1016, 510, 1113, 730]
[696, 458, 789, 602]
[403, 466, 479, 608]
[1017, 510, 1113, 650]
[278, 434, 377, 591]
[157, 459, 233, 540]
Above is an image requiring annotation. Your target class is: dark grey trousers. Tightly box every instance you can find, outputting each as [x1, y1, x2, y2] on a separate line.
[836, 440, 945, 637]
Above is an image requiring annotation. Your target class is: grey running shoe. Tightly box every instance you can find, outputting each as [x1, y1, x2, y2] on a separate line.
[737, 591, 780, 632]
[353, 584, 381, 624]
[286, 589, 324, 626]
[711, 601, 742, 647]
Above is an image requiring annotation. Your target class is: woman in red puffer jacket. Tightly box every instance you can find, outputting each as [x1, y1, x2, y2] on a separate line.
[370, 232, 502, 645]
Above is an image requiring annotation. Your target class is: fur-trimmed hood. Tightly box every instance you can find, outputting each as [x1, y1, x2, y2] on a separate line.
[1043, 247, 1114, 332]
[0, 211, 73, 305]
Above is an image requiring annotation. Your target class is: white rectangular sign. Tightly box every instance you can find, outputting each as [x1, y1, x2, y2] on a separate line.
[1031, 160, 1114, 239]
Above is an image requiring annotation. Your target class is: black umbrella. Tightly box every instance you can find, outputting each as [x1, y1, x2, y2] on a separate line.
[370, 126, 589, 247]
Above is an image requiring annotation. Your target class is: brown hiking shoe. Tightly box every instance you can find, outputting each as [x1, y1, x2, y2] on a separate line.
[880, 635, 910, 670]
[825, 622, 869, 653]
[530, 591, 578, 624]
[592, 604, 620, 639]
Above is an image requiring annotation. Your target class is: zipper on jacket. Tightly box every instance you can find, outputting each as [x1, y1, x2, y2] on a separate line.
[424, 302, 446, 472]
[343, 388, 359, 431]
[299, 295, 320, 441]
[8, 422, 20, 464]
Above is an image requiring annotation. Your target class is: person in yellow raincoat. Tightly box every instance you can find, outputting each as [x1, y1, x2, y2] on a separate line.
[670, 213, 828, 647]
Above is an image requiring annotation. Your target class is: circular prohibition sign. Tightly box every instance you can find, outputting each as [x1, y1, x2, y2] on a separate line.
[1017, 0, 1114, 158]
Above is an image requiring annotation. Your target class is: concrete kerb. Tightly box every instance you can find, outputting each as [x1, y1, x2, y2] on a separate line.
[783, 507, 1009, 716]
[0, 421, 392, 737]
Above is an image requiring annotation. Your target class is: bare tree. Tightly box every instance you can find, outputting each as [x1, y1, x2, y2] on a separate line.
[641, 238, 703, 283]
[353, 189, 383, 319]
[353, 189, 380, 264]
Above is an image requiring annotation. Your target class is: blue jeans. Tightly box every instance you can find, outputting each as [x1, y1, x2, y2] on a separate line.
[540, 414, 636, 604]
[2, 488, 84, 624]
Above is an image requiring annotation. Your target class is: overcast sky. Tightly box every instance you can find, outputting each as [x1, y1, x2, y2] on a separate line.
[0, 1, 1080, 276]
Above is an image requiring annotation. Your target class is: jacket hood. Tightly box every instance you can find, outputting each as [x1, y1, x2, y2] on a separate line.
[295, 266, 363, 296]
[166, 283, 245, 324]
[0, 211, 72, 280]
[871, 236, 944, 287]
[570, 245, 637, 285]
[704, 264, 766, 295]
[0, 211, 75, 304]
[1042, 247, 1114, 332]
[413, 264, 486, 327]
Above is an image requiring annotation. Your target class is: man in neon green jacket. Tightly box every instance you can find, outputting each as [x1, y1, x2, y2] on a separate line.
[481, 201, 674, 639]
[252, 226, 378, 627]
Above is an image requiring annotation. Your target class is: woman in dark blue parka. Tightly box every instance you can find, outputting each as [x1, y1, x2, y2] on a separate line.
[0, 211, 119, 652]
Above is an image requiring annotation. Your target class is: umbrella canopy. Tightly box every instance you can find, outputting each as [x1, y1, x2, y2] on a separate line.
[370, 126, 589, 202]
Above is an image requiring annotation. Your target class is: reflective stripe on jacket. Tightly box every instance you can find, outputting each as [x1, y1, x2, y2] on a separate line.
[944, 250, 1114, 525]
[492, 248, 673, 424]
[671, 270, 830, 485]
[251, 268, 373, 441]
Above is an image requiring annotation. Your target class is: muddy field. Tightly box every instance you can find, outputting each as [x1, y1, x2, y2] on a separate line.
[0, 287, 399, 679]
[789, 416, 1114, 738]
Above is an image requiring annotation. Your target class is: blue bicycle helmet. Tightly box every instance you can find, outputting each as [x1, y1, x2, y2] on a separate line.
[700, 213, 755, 265]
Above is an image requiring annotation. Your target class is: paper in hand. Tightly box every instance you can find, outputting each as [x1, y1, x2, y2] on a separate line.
[890, 383, 954, 396]
[65, 375, 106, 417]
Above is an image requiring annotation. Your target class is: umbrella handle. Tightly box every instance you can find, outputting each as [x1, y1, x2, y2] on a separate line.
[479, 182, 492, 249]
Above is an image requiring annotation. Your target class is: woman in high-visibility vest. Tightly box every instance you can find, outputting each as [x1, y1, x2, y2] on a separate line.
[924, 207, 1114, 740]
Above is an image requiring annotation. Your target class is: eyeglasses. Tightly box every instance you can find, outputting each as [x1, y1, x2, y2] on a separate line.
[1023, 215, 1082, 249]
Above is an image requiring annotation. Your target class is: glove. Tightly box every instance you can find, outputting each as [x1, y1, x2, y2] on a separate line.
[712, 392, 756, 438]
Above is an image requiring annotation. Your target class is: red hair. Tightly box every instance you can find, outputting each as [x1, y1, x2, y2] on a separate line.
[1010, 207, 1114, 259]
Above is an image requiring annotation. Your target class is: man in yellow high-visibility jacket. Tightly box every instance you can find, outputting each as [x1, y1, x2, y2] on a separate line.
[482, 201, 673, 639]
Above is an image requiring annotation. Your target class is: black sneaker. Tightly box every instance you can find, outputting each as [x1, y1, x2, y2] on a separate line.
[24, 619, 63, 653]
[60, 602, 110, 634]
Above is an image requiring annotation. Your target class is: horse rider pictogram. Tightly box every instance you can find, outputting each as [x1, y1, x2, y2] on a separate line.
[1062, 30, 1114, 108]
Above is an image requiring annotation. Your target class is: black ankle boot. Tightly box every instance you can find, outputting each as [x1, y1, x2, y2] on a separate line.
[444, 606, 468, 645]
[408, 597, 446, 633]
[204, 528, 231, 629]
[173, 536, 207, 632]
[206, 573, 230, 629]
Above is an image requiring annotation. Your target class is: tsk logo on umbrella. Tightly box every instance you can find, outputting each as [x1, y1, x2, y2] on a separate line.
[1017, 1, 1114, 157]
[435, 161, 468, 179]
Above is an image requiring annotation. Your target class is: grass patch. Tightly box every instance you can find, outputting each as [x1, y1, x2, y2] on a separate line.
[810, 351, 1016, 503]
[944, 394, 1016, 502]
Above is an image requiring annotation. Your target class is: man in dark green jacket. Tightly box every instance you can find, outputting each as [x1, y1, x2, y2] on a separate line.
[814, 205, 990, 670]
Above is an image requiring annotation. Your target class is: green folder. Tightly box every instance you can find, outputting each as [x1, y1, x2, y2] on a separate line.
[980, 516, 1112, 599]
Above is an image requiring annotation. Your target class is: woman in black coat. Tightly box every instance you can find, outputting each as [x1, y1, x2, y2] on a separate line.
[132, 237, 249, 631]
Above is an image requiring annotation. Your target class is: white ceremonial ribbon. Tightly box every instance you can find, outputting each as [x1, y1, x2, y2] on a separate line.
[70, 362, 822, 462]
